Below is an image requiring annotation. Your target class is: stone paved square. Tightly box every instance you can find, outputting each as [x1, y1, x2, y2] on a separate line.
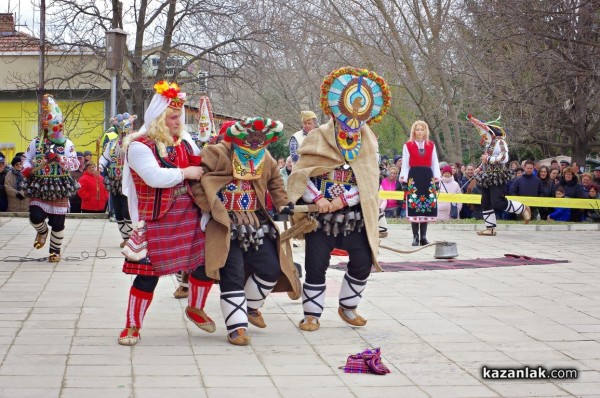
[0, 216, 598, 397]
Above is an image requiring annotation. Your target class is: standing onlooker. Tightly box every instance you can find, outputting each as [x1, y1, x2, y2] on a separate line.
[379, 166, 401, 218]
[533, 160, 541, 177]
[580, 173, 593, 196]
[279, 156, 293, 189]
[0, 154, 8, 211]
[83, 150, 93, 164]
[277, 157, 285, 169]
[584, 184, 599, 222]
[550, 167, 561, 185]
[547, 186, 571, 222]
[399, 120, 441, 246]
[459, 163, 478, 219]
[508, 160, 520, 173]
[557, 168, 586, 221]
[438, 165, 462, 220]
[559, 159, 570, 174]
[550, 159, 559, 169]
[593, 166, 600, 185]
[537, 165, 555, 220]
[452, 162, 463, 184]
[289, 111, 318, 164]
[69, 152, 85, 213]
[77, 162, 109, 213]
[509, 160, 543, 220]
[4, 155, 30, 212]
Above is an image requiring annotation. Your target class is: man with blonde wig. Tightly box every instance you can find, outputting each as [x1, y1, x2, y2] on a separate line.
[117, 81, 215, 346]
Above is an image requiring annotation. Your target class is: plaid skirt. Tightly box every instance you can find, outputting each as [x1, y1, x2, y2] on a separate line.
[122, 194, 205, 276]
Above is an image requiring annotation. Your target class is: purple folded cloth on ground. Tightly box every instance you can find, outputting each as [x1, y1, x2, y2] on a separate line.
[340, 347, 391, 375]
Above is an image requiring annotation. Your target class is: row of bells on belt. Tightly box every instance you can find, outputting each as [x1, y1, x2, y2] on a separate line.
[230, 222, 277, 252]
[318, 209, 364, 237]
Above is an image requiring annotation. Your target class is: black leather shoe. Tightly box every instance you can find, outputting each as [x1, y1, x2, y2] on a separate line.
[420, 237, 429, 246]
[412, 236, 419, 246]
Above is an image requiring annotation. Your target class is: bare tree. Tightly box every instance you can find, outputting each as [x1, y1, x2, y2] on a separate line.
[464, 0, 600, 163]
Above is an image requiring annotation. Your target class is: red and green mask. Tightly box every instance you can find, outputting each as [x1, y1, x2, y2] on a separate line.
[224, 117, 283, 180]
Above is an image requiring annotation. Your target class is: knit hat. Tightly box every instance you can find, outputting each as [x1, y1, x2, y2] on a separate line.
[393, 154, 402, 164]
[11, 156, 21, 166]
[441, 165, 452, 175]
[301, 111, 317, 122]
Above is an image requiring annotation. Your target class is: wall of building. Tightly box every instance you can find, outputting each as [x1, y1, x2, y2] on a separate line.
[0, 99, 106, 161]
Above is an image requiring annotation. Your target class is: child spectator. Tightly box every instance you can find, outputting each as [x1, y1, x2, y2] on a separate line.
[78, 162, 109, 213]
[438, 165, 462, 220]
[547, 186, 571, 222]
[379, 166, 401, 218]
[584, 184, 599, 222]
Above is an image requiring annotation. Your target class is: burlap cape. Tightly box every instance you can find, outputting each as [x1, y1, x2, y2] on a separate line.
[286, 119, 380, 264]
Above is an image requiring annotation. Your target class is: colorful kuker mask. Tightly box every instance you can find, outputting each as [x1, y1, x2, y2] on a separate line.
[41, 94, 66, 145]
[111, 113, 138, 137]
[467, 114, 506, 146]
[320, 67, 391, 161]
[197, 96, 216, 145]
[224, 117, 284, 180]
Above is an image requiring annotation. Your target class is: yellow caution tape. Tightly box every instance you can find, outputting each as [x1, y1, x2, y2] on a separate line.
[378, 191, 600, 210]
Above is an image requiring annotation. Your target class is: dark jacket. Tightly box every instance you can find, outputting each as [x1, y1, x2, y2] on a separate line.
[509, 173, 544, 197]
[557, 177, 585, 199]
[0, 168, 8, 211]
[539, 178, 556, 198]
[548, 206, 571, 222]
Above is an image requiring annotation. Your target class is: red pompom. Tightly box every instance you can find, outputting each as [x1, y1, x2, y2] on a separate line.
[467, 114, 473, 119]
[339, 132, 347, 140]
[253, 118, 265, 131]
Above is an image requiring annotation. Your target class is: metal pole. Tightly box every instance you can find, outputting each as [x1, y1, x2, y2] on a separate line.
[38, 0, 46, 130]
[111, 71, 117, 117]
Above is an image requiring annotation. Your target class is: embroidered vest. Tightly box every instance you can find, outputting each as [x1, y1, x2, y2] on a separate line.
[311, 166, 357, 200]
[218, 179, 259, 211]
[406, 141, 434, 167]
[130, 137, 193, 221]
[31, 138, 72, 177]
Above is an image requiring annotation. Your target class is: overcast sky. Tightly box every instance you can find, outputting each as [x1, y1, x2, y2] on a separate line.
[5, 0, 37, 34]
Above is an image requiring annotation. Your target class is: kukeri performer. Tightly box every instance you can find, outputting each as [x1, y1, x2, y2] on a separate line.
[190, 117, 297, 346]
[99, 112, 137, 248]
[286, 66, 392, 331]
[118, 81, 215, 346]
[22, 94, 80, 263]
[467, 114, 531, 236]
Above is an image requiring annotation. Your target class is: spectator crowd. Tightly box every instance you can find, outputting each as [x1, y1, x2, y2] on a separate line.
[376, 156, 600, 223]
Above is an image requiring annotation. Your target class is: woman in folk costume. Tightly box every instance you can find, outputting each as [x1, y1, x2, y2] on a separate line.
[22, 94, 80, 263]
[118, 81, 215, 346]
[286, 66, 392, 331]
[173, 96, 217, 300]
[190, 117, 297, 346]
[399, 120, 441, 246]
[99, 113, 136, 248]
[467, 114, 531, 235]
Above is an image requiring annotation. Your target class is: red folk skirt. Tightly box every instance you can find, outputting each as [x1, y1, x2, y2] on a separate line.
[122, 194, 205, 276]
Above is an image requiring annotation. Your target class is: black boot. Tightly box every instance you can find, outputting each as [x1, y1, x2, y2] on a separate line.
[411, 223, 419, 246]
[419, 223, 429, 246]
